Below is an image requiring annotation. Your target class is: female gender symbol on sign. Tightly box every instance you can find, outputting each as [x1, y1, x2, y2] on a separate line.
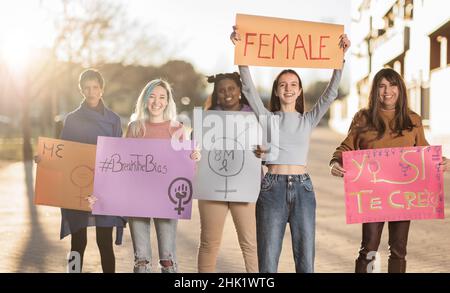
[70, 165, 94, 208]
[208, 137, 245, 199]
[168, 177, 193, 215]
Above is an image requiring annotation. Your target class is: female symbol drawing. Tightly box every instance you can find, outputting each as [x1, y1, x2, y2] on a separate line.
[70, 165, 94, 208]
[207, 137, 245, 199]
[168, 177, 193, 215]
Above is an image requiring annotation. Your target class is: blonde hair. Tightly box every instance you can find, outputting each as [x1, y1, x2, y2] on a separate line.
[128, 79, 177, 137]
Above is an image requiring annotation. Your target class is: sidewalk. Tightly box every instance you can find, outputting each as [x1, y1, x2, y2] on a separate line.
[0, 126, 449, 272]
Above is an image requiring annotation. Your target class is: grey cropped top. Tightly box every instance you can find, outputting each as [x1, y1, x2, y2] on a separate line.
[239, 65, 343, 165]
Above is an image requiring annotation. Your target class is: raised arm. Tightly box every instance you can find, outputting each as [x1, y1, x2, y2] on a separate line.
[231, 25, 270, 117]
[238, 65, 270, 117]
[307, 34, 350, 127]
[306, 67, 343, 127]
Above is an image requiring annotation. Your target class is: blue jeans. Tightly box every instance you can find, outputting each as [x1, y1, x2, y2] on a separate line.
[129, 217, 177, 273]
[256, 173, 316, 273]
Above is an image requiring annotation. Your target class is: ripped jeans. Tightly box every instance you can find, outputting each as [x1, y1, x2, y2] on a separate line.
[129, 217, 177, 273]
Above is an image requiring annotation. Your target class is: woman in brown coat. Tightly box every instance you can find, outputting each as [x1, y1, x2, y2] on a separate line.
[329, 68, 448, 273]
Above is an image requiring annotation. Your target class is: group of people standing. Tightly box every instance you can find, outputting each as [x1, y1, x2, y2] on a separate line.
[35, 26, 448, 274]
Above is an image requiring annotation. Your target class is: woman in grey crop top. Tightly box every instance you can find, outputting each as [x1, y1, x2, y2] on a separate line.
[231, 27, 350, 272]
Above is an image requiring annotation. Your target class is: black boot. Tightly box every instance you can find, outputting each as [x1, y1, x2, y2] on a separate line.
[388, 259, 406, 273]
[355, 258, 370, 273]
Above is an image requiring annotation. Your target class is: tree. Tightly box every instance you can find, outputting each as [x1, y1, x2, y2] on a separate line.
[1, 0, 205, 161]
[159, 60, 206, 111]
[15, 0, 167, 154]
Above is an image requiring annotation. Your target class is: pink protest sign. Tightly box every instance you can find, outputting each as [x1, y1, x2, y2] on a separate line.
[92, 137, 195, 219]
[343, 146, 444, 224]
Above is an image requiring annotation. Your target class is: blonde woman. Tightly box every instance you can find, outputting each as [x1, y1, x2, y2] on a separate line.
[91, 79, 199, 272]
[126, 79, 200, 273]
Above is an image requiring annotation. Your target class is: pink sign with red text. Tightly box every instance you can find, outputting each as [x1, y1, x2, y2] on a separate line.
[343, 146, 444, 224]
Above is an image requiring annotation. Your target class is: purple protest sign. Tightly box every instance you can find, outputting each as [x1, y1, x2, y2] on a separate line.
[92, 137, 195, 219]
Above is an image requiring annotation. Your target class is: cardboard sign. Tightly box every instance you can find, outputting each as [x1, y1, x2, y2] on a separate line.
[92, 137, 195, 219]
[343, 146, 445, 224]
[193, 109, 262, 202]
[234, 13, 344, 69]
[34, 137, 95, 211]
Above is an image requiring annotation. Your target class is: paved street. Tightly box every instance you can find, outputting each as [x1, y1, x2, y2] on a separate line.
[1, 126, 449, 273]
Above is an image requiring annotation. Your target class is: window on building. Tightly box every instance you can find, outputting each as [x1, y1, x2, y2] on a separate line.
[384, 8, 395, 29]
[420, 85, 430, 121]
[429, 21, 450, 71]
[385, 53, 405, 76]
[404, 0, 414, 20]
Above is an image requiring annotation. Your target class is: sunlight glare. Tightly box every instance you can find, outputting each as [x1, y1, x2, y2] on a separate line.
[0, 28, 32, 73]
[0, 1, 52, 75]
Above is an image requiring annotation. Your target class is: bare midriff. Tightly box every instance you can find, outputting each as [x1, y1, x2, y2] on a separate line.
[267, 164, 307, 175]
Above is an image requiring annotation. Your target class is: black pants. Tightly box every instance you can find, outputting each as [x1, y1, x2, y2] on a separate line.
[355, 221, 410, 273]
[70, 227, 115, 273]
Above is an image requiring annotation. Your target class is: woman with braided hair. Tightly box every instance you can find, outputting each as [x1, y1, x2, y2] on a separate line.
[197, 72, 258, 272]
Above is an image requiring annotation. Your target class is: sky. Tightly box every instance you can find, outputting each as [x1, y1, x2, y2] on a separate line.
[129, 0, 352, 88]
[0, 0, 352, 89]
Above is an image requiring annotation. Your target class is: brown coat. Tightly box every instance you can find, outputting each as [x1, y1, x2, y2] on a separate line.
[330, 109, 429, 165]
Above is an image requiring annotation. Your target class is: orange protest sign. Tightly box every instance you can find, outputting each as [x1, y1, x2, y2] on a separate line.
[234, 14, 344, 69]
[34, 137, 96, 211]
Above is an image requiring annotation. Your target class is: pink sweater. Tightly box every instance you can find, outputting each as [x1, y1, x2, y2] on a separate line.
[125, 120, 184, 139]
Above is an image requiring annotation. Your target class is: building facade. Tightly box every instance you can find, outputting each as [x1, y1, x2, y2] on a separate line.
[329, 0, 450, 155]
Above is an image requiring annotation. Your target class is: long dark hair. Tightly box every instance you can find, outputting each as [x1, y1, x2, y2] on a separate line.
[356, 68, 415, 139]
[204, 72, 249, 110]
[269, 69, 304, 113]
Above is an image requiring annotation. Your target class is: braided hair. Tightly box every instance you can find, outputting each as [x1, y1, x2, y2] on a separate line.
[204, 72, 249, 110]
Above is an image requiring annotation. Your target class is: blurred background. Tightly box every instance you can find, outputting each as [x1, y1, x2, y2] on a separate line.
[0, 0, 351, 161]
[0, 0, 449, 273]
[329, 0, 450, 157]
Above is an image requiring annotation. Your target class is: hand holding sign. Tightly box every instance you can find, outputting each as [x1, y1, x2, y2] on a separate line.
[190, 145, 202, 162]
[252, 145, 269, 160]
[86, 195, 97, 210]
[338, 34, 351, 53]
[34, 155, 42, 164]
[440, 156, 449, 172]
[330, 161, 346, 177]
[230, 25, 241, 44]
